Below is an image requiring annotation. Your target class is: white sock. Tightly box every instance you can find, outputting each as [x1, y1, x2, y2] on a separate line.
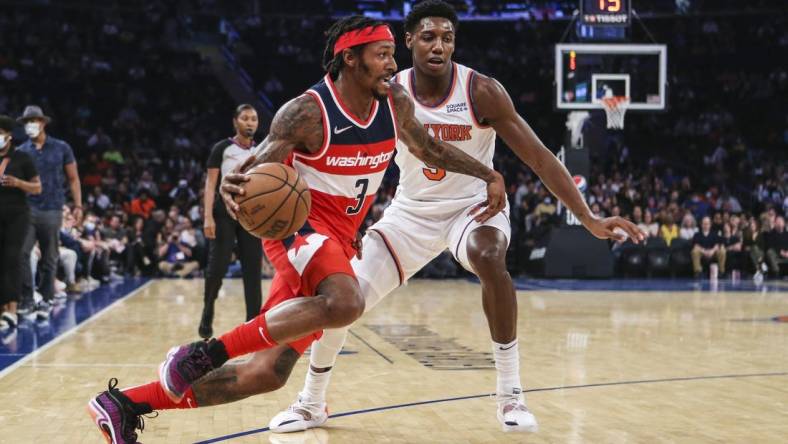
[492, 338, 522, 398]
[300, 367, 332, 404]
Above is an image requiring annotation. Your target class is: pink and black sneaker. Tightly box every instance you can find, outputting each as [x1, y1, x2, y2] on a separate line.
[87, 378, 154, 444]
[158, 339, 228, 403]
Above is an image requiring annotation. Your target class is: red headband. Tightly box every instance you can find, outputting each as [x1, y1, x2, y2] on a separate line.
[333, 25, 395, 56]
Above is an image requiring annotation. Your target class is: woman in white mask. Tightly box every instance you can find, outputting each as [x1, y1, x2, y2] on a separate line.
[0, 115, 41, 330]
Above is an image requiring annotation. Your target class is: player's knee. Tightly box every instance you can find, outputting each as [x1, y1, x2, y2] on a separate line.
[325, 289, 365, 327]
[468, 243, 506, 270]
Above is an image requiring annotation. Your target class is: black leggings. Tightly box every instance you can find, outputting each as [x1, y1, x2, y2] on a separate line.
[0, 209, 30, 306]
[204, 206, 263, 321]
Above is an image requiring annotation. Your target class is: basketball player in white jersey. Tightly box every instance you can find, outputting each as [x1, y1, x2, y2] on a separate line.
[269, 0, 644, 434]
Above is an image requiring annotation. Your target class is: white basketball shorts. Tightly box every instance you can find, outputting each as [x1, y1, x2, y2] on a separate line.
[351, 195, 510, 311]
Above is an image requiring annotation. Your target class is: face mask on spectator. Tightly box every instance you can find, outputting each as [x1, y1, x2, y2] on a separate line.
[25, 122, 41, 138]
[0, 134, 8, 149]
[84, 222, 96, 232]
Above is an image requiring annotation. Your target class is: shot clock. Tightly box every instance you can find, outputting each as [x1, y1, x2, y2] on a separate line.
[580, 0, 632, 26]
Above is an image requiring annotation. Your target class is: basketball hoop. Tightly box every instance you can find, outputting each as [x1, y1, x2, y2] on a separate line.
[601, 96, 629, 129]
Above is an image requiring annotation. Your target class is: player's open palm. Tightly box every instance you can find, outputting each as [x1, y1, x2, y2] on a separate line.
[470, 171, 506, 223]
[586, 216, 646, 243]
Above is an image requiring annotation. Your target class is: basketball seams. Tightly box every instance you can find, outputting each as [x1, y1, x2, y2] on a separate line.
[281, 167, 304, 236]
[246, 183, 296, 234]
[238, 163, 311, 239]
[235, 178, 288, 205]
[235, 166, 291, 205]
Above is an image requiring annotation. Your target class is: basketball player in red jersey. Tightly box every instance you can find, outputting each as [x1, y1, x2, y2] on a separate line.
[269, 1, 645, 434]
[87, 16, 508, 443]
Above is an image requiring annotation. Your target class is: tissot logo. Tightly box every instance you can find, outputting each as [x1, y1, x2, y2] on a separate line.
[325, 151, 393, 168]
[446, 102, 468, 113]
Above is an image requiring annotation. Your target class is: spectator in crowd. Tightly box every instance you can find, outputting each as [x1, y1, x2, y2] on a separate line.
[631, 206, 643, 225]
[679, 213, 698, 240]
[0, 115, 41, 330]
[101, 213, 128, 275]
[58, 206, 82, 293]
[141, 209, 167, 275]
[742, 217, 767, 276]
[638, 210, 659, 238]
[764, 216, 788, 277]
[169, 178, 197, 209]
[534, 196, 556, 218]
[81, 211, 111, 283]
[87, 186, 111, 216]
[17, 106, 82, 317]
[721, 222, 743, 274]
[659, 214, 679, 246]
[136, 171, 160, 200]
[125, 216, 148, 276]
[711, 212, 724, 235]
[691, 216, 726, 278]
[129, 189, 156, 220]
[157, 226, 199, 278]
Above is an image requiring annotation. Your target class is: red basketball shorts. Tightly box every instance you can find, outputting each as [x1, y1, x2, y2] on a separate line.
[262, 232, 356, 354]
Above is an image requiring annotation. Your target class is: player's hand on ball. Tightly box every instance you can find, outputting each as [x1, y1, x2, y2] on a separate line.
[220, 172, 250, 220]
[585, 215, 646, 243]
[469, 171, 506, 223]
[221, 156, 261, 219]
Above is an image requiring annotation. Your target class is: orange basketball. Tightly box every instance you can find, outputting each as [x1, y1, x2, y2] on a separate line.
[234, 163, 311, 240]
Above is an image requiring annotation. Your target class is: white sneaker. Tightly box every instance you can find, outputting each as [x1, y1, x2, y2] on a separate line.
[0, 312, 18, 330]
[269, 396, 328, 433]
[496, 394, 538, 433]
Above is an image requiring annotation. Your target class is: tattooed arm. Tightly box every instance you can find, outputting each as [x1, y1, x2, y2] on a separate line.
[390, 83, 506, 222]
[220, 94, 324, 218]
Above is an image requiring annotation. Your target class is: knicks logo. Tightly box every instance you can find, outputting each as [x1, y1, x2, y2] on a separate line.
[424, 123, 472, 142]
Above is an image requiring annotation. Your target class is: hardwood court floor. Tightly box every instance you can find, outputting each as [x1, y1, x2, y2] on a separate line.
[0, 278, 786, 443]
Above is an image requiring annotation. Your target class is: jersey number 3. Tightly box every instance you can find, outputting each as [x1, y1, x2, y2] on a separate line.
[346, 178, 369, 215]
[422, 165, 446, 181]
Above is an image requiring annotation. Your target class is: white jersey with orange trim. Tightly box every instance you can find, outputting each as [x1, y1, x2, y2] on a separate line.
[269, 74, 398, 256]
[392, 62, 496, 207]
[346, 63, 510, 300]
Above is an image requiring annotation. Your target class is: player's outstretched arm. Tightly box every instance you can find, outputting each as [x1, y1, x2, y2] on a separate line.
[390, 83, 506, 222]
[220, 94, 324, 218]
[472, 73, 645, 243]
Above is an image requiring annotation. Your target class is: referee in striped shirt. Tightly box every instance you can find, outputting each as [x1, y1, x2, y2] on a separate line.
[200, 104, 263, 338]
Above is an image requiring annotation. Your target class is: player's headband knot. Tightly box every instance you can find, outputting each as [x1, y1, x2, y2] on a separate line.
[333, 25, 395, 56]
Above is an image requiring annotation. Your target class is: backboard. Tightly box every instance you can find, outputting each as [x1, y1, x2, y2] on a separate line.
[555, 43, 667, 111]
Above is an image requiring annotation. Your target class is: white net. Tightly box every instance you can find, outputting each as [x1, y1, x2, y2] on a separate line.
[601, 96, 630, 129]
